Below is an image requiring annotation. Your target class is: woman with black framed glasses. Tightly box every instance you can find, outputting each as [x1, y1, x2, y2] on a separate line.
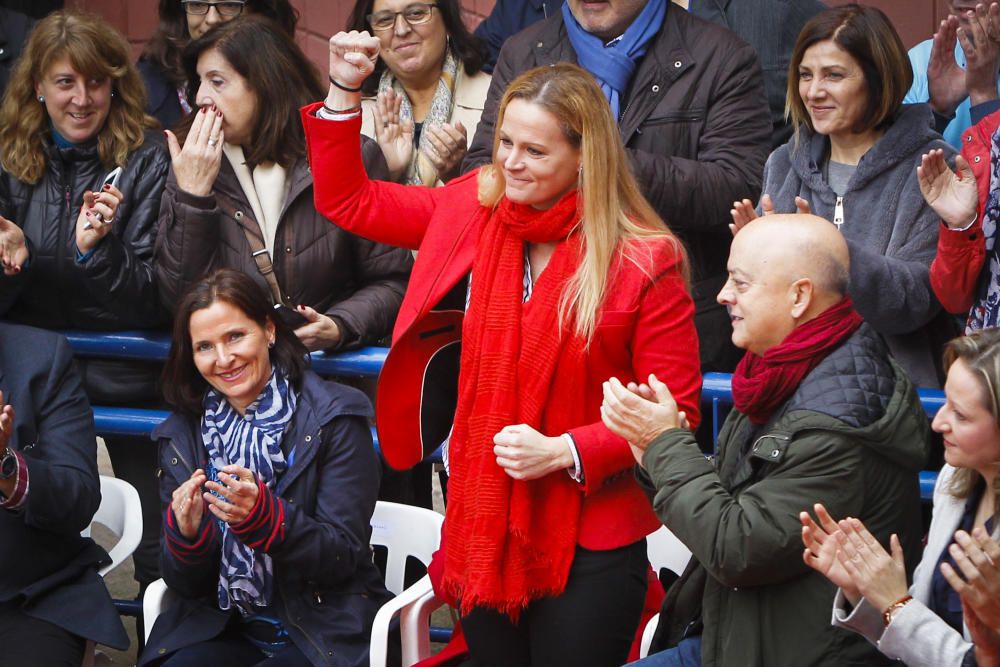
[346, 0, 490, 186]
[138, 0, 298, 129]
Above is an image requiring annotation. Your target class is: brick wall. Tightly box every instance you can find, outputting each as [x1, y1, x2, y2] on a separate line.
[70, 0, 951, 72]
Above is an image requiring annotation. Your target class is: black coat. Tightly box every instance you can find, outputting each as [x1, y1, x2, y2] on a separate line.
[142, 371, 392, 667]
[0, 322, 128, 649]
[463, 4, 772, 372]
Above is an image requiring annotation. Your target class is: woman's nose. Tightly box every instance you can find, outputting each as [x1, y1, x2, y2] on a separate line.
[214, 344, 234, 367]
[393, 13, 412, 36]
[205, 5, 224, 25]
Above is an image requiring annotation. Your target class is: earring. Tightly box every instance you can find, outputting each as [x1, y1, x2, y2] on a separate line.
[268, 340, 275, 349]
[110, 91, 115, 98]
[37, 95, 44, 103]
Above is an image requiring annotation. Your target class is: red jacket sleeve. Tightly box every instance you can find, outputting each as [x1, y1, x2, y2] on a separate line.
[569, 245, 701, 494]
[301, 103, 475, 251]
[929, 110, 997, 314]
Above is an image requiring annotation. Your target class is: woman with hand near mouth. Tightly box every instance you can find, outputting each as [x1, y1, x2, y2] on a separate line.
[730, 4, 956, 389]
[345, 0, 490, 186]
[0, 9, 171, 598]
[142, 268, 391, 667]
[803, 328, 1000, 667]
[154, 16, 411, 355]
[303, 33, 702, 664]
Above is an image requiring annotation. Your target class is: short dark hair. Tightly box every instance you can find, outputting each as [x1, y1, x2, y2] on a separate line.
[346, 0, 485, 94]
[162, 268, 309, 416]
[787, 4, 912, 138]
[141, 0, 299, 98]
[177, 15, 325, 168]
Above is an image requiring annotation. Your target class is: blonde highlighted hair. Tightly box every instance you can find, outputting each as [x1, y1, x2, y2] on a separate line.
[477, 63, 688, 341]
[0, 10, 154, 184]
[942, 329, 1000, 518]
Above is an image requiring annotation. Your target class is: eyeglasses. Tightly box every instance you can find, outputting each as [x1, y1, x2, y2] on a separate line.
[182, 1, 247, 17]
[367, 3, 438, 32]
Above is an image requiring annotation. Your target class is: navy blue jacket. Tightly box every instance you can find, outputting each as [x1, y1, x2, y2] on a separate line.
[473, 0, 553, 73]
[141, 370, 391, 667]
[137, 58, 185, 131]
[0, 322, 128, 649]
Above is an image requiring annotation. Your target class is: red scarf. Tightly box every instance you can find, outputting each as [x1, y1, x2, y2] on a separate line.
[442, 191, 586, 618]
[731, 297, 863, 425]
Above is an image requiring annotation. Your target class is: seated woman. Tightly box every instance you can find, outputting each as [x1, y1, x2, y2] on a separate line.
[346, 0, 490, 185]
[731, 4, 956, 388]
[155, 16, 412, 352]
[302, 36, 702, 665]
[802, 328, 1000, 667]
[0, 9, 170, 592]
[139, 0, 299, 128]
[140, 268, 391, 667]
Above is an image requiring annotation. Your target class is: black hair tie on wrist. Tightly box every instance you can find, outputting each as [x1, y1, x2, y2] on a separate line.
[329, 76, 362, 93]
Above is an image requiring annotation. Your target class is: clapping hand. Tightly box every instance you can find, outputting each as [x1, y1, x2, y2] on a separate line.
[75, 184, 123, 254]
[373, 88, 415, 181]
[918, 149, 978, 229]
[204, 464, 258, 525]
[0, 215, 27, 275]
[730, 194, 811, 236]
[170, 468, 207, 541]
[801, 503, 862, 605]
[959, 3, 1000, 107]
[165, 105, 224, 197]
[941, 526, 1000, 663]
[600, 374, 688, 465]
[423, 121, 468, 182]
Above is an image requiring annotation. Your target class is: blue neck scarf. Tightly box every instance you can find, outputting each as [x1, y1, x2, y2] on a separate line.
[561, 0, 667, 120]
[201, 367, 297, 616]
[50, 124, 78, 149]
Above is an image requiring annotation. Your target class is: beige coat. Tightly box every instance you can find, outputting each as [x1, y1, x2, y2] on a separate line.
[360, 67, 491, 186]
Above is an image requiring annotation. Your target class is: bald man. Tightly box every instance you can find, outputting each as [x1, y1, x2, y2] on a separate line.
[602, 215, 929, 667]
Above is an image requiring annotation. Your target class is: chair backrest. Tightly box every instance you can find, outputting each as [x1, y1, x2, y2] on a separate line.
[369, 501, 444, 595]
[83, 476, 143, 577]
[646, 525, 692, 578]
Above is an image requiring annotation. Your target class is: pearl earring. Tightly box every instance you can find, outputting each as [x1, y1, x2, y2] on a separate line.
[37, 95, 44, 103]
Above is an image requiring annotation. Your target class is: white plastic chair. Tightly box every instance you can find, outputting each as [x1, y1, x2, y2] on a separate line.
[80, 475, 143, 667]
[639, 526, 692, 659]
[142, 500, 446, 667]
[369, 501, 444, 667]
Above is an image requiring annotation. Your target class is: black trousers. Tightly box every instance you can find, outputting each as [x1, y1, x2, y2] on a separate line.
[0, 604, 86, 667]
[461, 539, 648, 667]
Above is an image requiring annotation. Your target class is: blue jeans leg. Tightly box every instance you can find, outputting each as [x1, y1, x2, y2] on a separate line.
[627, 636, 702, 667]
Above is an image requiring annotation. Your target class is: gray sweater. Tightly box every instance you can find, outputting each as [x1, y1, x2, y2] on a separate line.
[761, 104, 956, 388]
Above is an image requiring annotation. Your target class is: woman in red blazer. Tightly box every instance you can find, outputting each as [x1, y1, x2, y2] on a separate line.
[302, 32, 702, 667]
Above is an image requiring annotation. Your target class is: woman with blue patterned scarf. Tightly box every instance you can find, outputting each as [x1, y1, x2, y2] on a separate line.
[140, 268, 391, 667]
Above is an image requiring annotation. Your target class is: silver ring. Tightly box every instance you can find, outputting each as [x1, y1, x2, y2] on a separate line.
[208, 138, 219, 148]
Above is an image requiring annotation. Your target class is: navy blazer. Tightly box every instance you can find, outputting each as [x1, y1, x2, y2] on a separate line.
[0, 322, 128, 648]
[141, 370, 391, 667]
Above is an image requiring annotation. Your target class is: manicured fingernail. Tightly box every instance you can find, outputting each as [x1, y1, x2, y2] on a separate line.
[216, 110, 222, 117]
[103, 184, 111, 191]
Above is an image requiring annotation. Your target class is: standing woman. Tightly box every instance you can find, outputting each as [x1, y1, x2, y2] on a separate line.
[303, 33, 703, 666]
[346, 0, 490, 185]
[732, 4, 957, 388]
[802, 328, 1000, 667]
[138, 0, 299, 129]
[141, 269, 391, 667]
[155, 16, 411, 353]
[0, 10, 170, 593]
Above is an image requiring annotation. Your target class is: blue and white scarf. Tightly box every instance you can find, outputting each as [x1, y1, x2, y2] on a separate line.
[561, 0, 667, 120]
[967, 125, 1000, 333]
[201, 368, 297, 616]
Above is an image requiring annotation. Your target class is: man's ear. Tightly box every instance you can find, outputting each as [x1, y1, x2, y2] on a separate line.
[790, 278, 813, 319]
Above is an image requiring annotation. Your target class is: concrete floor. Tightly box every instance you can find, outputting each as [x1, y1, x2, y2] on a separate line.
[92, 439, 451, 666]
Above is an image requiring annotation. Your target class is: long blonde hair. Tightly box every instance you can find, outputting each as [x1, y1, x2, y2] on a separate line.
[942, 329, 1000, 517]
[478, 63, 688, 341]
[0, 10, 155, 184]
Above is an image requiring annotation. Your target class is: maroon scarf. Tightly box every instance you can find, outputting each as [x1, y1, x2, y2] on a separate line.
[731, 297, 863, 425]
[442, 190, 587, 618]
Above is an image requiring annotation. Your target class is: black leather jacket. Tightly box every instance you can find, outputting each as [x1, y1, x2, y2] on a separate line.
[0, 130, 170, 404]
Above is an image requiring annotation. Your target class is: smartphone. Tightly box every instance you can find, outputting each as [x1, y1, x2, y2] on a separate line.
[83, 167, 124, 230]
[273, 303, 309, 329]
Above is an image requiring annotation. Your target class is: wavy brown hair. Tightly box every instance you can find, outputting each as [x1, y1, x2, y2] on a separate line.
[942, 329, 1000, 521]
[0, 10, 155, 184]
[478, 63, 688, 342]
